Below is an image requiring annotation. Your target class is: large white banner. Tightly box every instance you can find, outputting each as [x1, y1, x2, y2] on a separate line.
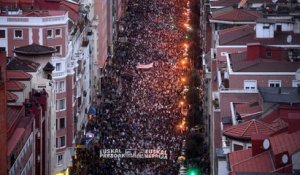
[136, 62, 154, 69]
[99, 149, 168, 159]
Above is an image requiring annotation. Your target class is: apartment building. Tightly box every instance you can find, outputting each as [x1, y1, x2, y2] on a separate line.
[0, 0, 93, 174]
[206, 1, 300, 174]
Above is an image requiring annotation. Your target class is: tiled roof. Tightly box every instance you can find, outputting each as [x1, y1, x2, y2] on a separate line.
[230, 150, 274, 173]
[229, 148, 253, 166]
[261, 105, 300, 123]
[219, 25, 254, 45]
[7, 105, 23, 133]
[230, 52, 300, 72]
[219, 25, 300, 45]
[59, 0, 80, 22]
[270, 130, 300, 155]
[212, 7, 262, 22]
[7, 128, 25, 156]
[14, 43, 56, 55]
[234, 102, 262, 118]
[223, 119, 277, 139]
[269, 118, 288, 132]
[6, 80, 25, 91]
[7, 70, 32, 80]
[7, 57, 40, 72]
[6, 91, 18, 102]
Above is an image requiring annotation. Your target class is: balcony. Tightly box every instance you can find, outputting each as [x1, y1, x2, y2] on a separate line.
[52, 71, 67, 78]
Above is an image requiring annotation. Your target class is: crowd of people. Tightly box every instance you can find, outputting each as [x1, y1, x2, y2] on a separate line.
[73, 0, 195, 174]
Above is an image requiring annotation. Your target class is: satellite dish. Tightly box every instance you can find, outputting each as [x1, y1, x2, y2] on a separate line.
[287, 35, 292, 44]
[282, 154, 289, 164]
[296, 68, 300, 80]
[263, 139, 270, 150]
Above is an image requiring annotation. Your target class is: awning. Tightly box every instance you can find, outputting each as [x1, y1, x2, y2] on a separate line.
[88, 106, 96, 115]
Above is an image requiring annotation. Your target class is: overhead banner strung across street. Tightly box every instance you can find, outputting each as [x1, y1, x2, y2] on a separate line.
[136, 62, 154, 69]
[99, 149, 168, 159]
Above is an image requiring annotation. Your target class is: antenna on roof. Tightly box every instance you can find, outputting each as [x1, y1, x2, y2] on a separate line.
[287, 35, 292, 44]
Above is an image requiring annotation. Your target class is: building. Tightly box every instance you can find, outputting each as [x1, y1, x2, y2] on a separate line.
[0, 0, 94, 174]
[206, 1, 300, 174]
[0, 48, 54, 175]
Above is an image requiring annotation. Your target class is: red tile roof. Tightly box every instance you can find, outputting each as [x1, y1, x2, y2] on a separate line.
[230, 52, 300, 72]
[7, 128, 25, 156]
[7, 70, 32, 81]
[219, 25, 254, 45]
[6, 91, 18, 102]
[270, 130, 300, 155]
[234, 102, 262, 118]
[230, 150, 274, 174]
[223, 120, 277, 139]
[229, 149, 253, 166]
[212, 7, 263, 22]
[6, 80, 25, 91]
[7, 106, 24, 133]
[219, 25, 300, 45]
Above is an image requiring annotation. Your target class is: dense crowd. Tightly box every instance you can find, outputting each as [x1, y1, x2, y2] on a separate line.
[74, 0, 193, 174]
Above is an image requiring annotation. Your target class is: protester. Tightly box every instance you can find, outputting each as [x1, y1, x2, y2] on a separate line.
[73, 0, 192, 174]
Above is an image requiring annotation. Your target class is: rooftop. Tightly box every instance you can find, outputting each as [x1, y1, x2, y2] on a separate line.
[270, 129, 300, 155]
[6, 91, 18, 102]
[259, 87, 300, 104]
[14, 43, 56, 55]
[211, 7, 263, 23]
[218, 25, 300, 45]
[223, 119, 277, 140]
[229, 150, 275, 173]
[7, 57, 40, 72]
[234, 102, 262, 119]
[229, 52, 300, 72]
[7, 70, 32, 80]
[6, 80, 26, 91]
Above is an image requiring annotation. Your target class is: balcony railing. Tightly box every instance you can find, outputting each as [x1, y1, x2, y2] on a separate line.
[220, 88, 259, 93]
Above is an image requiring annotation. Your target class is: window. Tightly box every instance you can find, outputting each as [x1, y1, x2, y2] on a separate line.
[263, 25, 270, 29]
[55, 29, 61, 37]
[233, 144, 243, 151]
[56, 119, 58, 130]
[57, 154, 63, 165]
[56, 99, 65, 111]
[55, 63, 61, 71]
[60, 136, 66, 147]
[59, 118, 65, 129]
[266, 51, 272, 58]
[55, 45, 61, 55]
[56, 136, 66, 148]
[0, 30, 5, 38]
[14, 30, 23, 39]
[47, 29, 53, 38]
[292, 80, 300, 87]
[55, 81, 65, 92]
[276, 25, 282, 32]
[244, 80, 257, 90]
[0, 47, 5, 52]
[268, 80, 281, 88]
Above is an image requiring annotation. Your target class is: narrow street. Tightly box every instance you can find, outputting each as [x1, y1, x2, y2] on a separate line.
[73, 0, 208, 174]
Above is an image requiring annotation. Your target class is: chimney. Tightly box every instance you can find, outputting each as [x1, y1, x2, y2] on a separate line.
[251, 134, 270, 156]
[282, 113, 300, 134]
[247, 43, 261, 61]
